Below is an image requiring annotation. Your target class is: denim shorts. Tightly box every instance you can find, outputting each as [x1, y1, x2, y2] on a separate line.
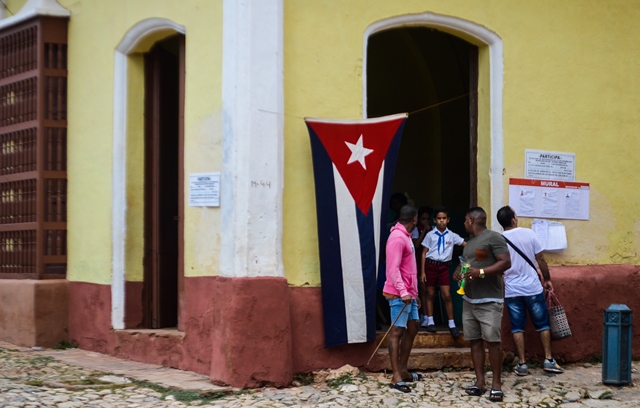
[506, 291, 550, 333]
[387, 297, 419, 329]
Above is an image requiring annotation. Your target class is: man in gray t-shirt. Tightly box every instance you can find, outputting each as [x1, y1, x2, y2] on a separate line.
[453, 207, 510, 402]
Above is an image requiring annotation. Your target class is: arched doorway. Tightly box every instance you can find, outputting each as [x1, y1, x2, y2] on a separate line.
[143, 34, 185, 329]
[367, 26, 477, 220]
[367, 26, 476, 327]
[112, 19, 186, 331]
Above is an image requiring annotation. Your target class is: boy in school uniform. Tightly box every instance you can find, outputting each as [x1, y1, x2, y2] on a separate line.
[420, 206, 466, 338]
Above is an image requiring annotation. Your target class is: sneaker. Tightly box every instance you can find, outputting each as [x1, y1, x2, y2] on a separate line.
[514, 362, 529, 376]
[420, 318, 430, 328]
[449, 326, 461, 339]
[543, 358, 564, 374]
[425, 324, 436, 333]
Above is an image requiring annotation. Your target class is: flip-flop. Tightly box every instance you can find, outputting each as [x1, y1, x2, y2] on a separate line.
[403, 372, 423, 382]
[465, 385, 487, 396]
[390, 381, 411, 393]
[489, 389, 504, 402]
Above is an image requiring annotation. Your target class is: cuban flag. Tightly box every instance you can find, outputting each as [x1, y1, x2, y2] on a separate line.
[305, 113, 408, 347]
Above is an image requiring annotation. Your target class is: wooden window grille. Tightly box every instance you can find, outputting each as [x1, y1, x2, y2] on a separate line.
[0, 17, 68, 279]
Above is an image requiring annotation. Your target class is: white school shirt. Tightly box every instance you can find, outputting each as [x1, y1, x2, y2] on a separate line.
[502, 227, 544, 298]
[420, 228, 464, 262]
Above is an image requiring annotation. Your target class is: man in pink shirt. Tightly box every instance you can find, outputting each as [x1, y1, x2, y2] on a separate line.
[383, 204, 421, 393]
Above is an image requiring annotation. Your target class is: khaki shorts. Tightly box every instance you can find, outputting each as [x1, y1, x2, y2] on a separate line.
[462, 301, 503, 343]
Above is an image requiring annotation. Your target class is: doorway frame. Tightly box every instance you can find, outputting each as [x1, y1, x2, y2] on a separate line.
[362, 12, 503, 228]
[143, 36, 185, 329]
[112, 18, 186, 330]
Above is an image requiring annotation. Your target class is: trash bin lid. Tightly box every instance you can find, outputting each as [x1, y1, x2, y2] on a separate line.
[606, 304, 631, 312]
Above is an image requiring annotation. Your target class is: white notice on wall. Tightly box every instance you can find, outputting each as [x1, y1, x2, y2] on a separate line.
[531, 219, 568, 252]
[189, 172, 220, 207]
[509, 178, 589, 220]
[525, 149, 576, 182]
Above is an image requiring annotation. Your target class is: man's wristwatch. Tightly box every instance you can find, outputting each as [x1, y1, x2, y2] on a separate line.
[479, 269, 485, 278]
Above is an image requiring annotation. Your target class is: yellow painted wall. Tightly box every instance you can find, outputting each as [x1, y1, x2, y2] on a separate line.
[6, 0, 640, 287]
[283, 0, 640, 286]
[54, 0, 223, 284]
[2, 0, 23, 16]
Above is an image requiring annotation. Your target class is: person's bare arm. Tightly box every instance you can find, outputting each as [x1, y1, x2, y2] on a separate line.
[536, 251, 553, 291]
[452, 263, 463, 282]
[467, 252, 511, 280]
[420, 246, 428, 283]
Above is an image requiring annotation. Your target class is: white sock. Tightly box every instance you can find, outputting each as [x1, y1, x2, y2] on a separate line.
[427, 316, 435, 325]
[448, 319, 456, 329]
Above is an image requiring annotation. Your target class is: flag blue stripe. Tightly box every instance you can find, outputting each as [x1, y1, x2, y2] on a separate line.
[307, 125, 348, 348]
[355, 206, 377, 342]
[377, 123, 407, 283]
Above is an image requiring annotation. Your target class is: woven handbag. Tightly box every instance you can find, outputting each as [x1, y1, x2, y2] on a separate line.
[546, 290, 572, 340]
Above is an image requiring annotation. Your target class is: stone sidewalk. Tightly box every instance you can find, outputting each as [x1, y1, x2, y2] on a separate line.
[1, 341, 640, 407]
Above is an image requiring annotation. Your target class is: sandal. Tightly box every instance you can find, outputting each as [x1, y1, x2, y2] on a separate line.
[390, 381, 411, 393]
[465, 385, 487, 396]
[403, 372, 423, 382]
[489, 389, 504, 402]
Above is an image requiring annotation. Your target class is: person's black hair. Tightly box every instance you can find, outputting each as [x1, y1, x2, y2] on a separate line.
[390, 192, 408, 206]
[497, 206, 516, 229]
[418, 206, 432, 219]
[432, 206, 449, 218]
[398, 204, 418, 222]
[466, 206, 487, 226]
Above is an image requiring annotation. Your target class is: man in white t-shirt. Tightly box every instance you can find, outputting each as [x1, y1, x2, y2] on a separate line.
[497, 206, 564, 376]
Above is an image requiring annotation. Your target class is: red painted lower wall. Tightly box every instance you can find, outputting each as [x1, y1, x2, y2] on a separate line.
[67, 264, 640, 387]
[500, 264, 640, 363]
[289, 286, 377, 373]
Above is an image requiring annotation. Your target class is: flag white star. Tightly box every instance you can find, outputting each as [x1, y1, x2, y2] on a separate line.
[345, 135, 373, 170]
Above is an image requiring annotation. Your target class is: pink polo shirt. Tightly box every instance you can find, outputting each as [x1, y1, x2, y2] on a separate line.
[383, 223, 419, 298]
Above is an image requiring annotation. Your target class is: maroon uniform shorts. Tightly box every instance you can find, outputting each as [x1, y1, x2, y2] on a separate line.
[424, 260, 451, 287]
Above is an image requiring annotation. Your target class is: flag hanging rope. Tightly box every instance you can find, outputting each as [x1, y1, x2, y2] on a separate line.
[407, 92, 473, 117]
[259, 91, 475, 120]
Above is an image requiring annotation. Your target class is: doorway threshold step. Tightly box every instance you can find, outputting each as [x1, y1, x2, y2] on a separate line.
[376, 330, 470, 349]
[376, 347, 481, 371]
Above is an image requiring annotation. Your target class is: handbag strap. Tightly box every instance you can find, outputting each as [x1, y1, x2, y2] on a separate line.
[503, 236, 538, 272]
[546, 289, 560, 307]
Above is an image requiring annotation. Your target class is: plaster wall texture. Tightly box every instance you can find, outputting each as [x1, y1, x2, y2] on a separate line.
[67, 266, 640, 386]
[53, 0, 224, 284]
[283, 1, 640, 286]
[5, 0, 639, 287]
[0, 280, 68, 348]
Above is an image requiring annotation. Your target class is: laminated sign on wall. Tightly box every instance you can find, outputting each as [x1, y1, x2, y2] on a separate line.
[532, 219, 567, 252]
[508, 178, 589, 220]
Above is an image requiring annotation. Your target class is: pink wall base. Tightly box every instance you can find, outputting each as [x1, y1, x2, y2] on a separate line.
[500, 264, 640, 363]
[289, 286, 378, 372]
[209, 276, 293, 388]
[66, 264, 640, 387]
[0, 279, 68, 347]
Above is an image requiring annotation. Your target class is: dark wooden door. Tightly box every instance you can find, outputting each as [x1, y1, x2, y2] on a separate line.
[144, 35, 184, 329]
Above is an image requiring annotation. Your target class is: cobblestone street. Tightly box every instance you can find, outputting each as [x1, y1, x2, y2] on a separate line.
[2, 342, 640, 407]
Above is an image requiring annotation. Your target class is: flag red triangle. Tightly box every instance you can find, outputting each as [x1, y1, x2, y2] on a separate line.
[306, 116, 405, 215]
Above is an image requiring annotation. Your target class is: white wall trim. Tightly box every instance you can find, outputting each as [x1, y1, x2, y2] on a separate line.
[220, 0, 284, 278]
[363, 13, 504, 229]
[111, 18, 186, 330]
